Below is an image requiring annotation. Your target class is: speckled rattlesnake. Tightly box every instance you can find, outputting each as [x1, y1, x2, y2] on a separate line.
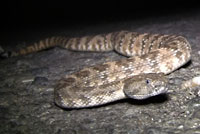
[1, 31, 199, 108]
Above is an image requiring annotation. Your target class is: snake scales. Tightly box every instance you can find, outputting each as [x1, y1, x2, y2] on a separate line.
[1, 31, 192, 108]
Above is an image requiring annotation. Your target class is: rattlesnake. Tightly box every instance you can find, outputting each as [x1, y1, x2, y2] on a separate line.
[1, 31, 197, 108]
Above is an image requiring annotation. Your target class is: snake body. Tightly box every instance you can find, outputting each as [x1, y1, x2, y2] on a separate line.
[1, 31, 192, 108]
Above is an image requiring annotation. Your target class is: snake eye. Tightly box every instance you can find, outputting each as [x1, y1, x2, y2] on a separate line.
[146, 79, 150, 84]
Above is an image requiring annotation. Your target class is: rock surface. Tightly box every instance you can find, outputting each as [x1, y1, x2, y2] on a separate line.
[1, 11, 200, 134]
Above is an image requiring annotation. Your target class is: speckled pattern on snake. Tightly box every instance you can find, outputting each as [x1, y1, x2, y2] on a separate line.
[1, 31, 192, 108]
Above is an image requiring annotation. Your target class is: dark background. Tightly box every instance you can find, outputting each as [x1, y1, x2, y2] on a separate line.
[1, 1, 200, 45]
[2, 1, 200, 29]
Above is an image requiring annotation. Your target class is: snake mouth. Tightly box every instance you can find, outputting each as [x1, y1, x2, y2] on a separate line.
[126, 86, 168, 100]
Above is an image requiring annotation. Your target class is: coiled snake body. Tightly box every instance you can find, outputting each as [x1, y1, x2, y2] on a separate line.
[1, 31, 192, 108]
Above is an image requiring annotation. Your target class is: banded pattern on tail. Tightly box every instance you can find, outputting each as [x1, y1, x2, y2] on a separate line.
[0, 31, 191, 59]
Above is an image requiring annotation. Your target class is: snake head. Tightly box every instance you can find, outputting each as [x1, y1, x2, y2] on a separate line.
[123, 73, 168, 99]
